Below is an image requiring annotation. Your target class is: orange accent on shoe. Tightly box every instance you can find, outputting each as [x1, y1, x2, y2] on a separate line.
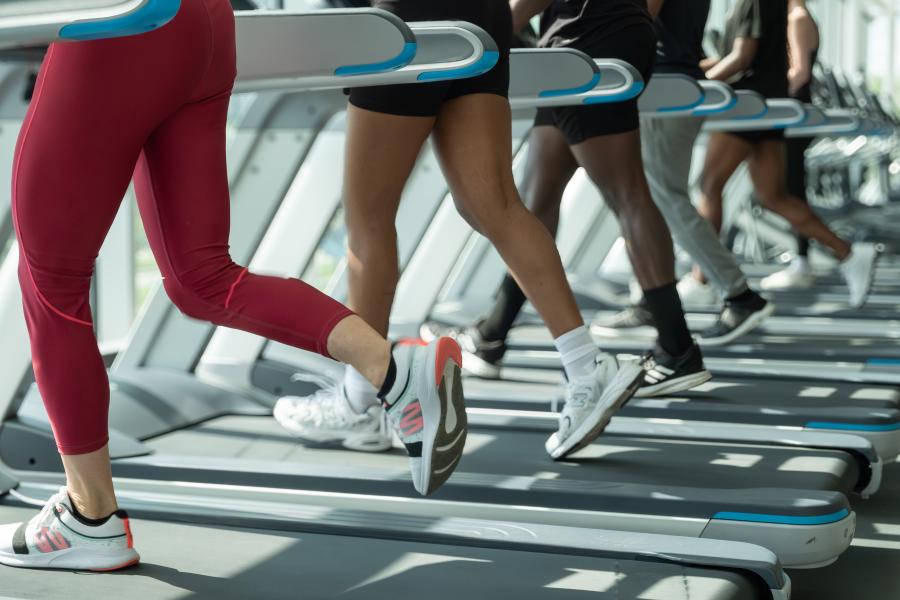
[396, 338, 428, 347]
[433, 337, 463, 387]
[122, 518, 134, 549]
[47, 529, 70, 550]
[90, 557, 140, 572]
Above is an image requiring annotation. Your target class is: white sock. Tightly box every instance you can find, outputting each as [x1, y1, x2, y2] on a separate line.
[554, 326, 600, 381]
[343, 366, 379, 414]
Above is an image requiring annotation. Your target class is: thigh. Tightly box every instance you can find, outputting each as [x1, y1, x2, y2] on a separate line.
[701, 132, 752, 186]
[569, 129, 646, 201]
[747, 139, 788, 202]
[520, 124, 579, 213]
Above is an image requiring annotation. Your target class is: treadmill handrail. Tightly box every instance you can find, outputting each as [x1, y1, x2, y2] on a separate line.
[508, 48, 601, 109]
[580, 58, 645, 104]
[704, 89, 768, 121]
[693, 80, 738, 116]
[0, 0, 178, 48]
[786, 108, 862, 137]
[638, 73, 705, 116]
[233, 12, 496, 93]
[704, 98, 807, 132]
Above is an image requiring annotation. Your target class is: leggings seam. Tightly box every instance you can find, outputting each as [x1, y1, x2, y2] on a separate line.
[223, 267, 248, 309]
[12, 45, 93, 329]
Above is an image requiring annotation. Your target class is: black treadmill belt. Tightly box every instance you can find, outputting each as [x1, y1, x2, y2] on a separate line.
[143, 415, 859, 500]
[0, 506, 762, 600]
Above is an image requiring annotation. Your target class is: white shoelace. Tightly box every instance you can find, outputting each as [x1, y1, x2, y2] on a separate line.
[288, 372, 388, 434]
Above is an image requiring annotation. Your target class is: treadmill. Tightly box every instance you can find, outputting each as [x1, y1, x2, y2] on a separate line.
[0, 10, 792, 599]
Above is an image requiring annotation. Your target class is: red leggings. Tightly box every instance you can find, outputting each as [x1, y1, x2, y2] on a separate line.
[12, 0, 353, 455]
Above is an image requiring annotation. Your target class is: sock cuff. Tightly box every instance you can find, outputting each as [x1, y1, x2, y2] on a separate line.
[554, 325, 594, 351]
[344, 365, 377, 393]
[376, 356, 398, 401]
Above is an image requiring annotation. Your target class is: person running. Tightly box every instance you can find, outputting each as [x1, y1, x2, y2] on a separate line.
[597, 0, 774, 347]
[419, 0, 711, 397]
[760, 0, 821, 291]
[0, 0, 467, 572]
[275, 0, 643, 462]
[697, 0, 877, 307]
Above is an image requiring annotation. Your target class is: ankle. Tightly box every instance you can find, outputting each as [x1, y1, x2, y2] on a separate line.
[67, 488, 118, 521]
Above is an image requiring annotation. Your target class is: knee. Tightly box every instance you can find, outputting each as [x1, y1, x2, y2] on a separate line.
[162, 254, 245, 321]
[458, 187, 523, 240]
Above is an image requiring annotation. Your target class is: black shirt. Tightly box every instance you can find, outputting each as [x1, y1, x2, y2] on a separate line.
[721, 0, 788, 98]
[539, 0, 651, 48]
[653, 0, 710, 79]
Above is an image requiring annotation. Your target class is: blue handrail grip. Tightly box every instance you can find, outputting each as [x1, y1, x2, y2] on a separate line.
[712, 509, 851, 526]
[693, 93, 739, 116]
[417, 50, 500, 82]
[654, 93, 706, 113]
[336, 41, 417, 77]
[805, 421, 900, 432]
[582, 81, 645, 105]
[539, 72, 601, 98]
[60, 0, 181, 41]
[867, 358, 900, 365]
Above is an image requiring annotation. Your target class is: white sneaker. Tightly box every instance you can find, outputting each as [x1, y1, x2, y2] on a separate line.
[676, 275, 720, 307]
[760, 258, 815, 291]
[841, 243, 879, 308]
[383, 338, 467, 496]
[545, 354, 643, 460]
[274, 379, 392, 453]
[0, 487, 139, 572]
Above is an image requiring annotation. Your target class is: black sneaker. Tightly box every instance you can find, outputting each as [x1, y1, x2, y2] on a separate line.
[419, 321, 506, 379]
[591, 304, 655, 334]
[699, 295, 775, 347]
[634, 344, 711, 398]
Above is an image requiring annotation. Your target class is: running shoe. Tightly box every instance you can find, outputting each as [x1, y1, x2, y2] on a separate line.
[591, 304, 655, 335]
[841, 242, 880, 308]
[634, 344, 711, 398]
[698, 296, 775, 347]
[274, 380, 393, 453]
[545, 354, 643, 460]
[383, 338, 467, 496]
[0, 487, 138, 572]
[419, 321, 506, 379]
[676, 275, 720, 307]
[760, 258, 815, 291]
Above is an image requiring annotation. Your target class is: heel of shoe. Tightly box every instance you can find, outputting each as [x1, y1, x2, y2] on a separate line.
[433, 337, 463, 386]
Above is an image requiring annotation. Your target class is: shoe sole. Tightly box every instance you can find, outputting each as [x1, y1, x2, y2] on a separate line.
[634, 369, 712, 398]
[549, 362, 643, 461]
[698, 302, 776, 347]
[273, 401, 393, 453]
[462, 351, 501, 379]
[418, 338, 467, 496]
[0, 548, 140, 572]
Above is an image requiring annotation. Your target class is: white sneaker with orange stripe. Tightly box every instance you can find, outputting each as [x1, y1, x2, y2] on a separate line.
[0, 487, 139, 571]
[382, 338, 467, 497]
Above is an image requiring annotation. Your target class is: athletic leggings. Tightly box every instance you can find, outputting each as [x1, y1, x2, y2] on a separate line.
[13, 0, 352, 456]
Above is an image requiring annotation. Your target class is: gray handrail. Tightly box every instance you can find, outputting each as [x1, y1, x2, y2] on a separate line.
[508, 48, 600, 109]
[639, 73, 705, 116]
[704, 98, 806, 131]
[693, 80, 737, 116]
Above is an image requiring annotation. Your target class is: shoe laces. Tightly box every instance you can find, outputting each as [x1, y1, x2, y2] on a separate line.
[287, 373, 361, 428]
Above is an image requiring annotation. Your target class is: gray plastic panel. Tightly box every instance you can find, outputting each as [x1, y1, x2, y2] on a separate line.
[695, 80, 737, 114]
[0, 0, 153, 48]
[705, 90, 767, 120]
[639, 73, 704, 115]
[705, 98, 806, 132]
[508, 48, 598, 106]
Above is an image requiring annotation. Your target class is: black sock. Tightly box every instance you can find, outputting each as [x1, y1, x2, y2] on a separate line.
[643, 282, 693, 357]
[376, 356, 397, 402]
[67, 494, 115, 527]
[727, 288, 766, 310]
[478, 274, 527, 342]
[797, 236, 810, 258]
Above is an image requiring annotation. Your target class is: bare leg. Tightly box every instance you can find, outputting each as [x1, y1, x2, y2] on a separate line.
[570, 129, 674, 289]
[431, 94, 582, 338]
[343, 104, 435, 336]
[747, 140, 851, 259]
[61, 447, 117, 519]
[521, 125, 580, 235]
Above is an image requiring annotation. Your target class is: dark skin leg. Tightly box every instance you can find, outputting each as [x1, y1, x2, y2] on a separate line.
[519, 125, 580, 235]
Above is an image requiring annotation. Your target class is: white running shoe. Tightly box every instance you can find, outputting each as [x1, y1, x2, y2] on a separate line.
[545, 354, 643, 460]
[676, 275, 720, 307]
[0, 487, 138, 572]
[841, 243, 879, 308]
[760, 258, 815, 291]
[383, 338, 467, 496]
[274, 379, 392, 453]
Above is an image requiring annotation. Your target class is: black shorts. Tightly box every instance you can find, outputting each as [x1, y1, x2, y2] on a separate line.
[727, 128, 786, 144]
[534, 24, 656, 145]
[348, 0, 512, 117]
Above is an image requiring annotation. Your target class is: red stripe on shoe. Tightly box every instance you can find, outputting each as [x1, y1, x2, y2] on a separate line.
[433, 337, 463, 386]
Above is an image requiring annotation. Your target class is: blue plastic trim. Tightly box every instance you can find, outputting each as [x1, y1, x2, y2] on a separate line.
[539, 72, 601, 98]
[60, 0, 180, 41]
[654, 92, 706, 113]
[806, 421, 900, 432]
[417, 51, 500, 82]
[868, 358, 900, 366]
[336, 42, 417, 77]
[713, 509, 850, 526]
[693, 93, 739, 116]
[582, 81, 645, 105]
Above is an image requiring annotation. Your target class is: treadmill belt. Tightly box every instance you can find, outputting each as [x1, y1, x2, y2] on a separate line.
[144, 415, 860, 498]
[0, 506, 762, 600]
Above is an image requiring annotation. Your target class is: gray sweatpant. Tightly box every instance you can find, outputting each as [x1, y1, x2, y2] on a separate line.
[640, 115, 748, 299]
